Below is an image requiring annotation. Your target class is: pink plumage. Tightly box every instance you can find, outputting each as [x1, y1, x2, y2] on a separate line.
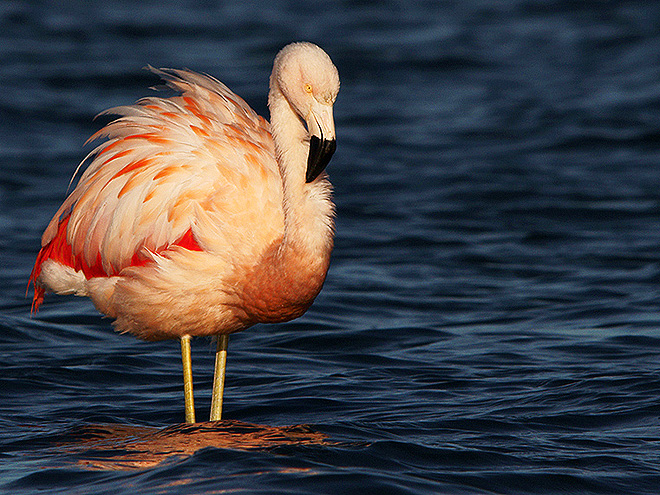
[28, 42, 339, 422]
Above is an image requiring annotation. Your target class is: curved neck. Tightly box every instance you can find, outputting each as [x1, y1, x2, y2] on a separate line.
[236, 87, 335, 325]
[268, 86, 335, 260]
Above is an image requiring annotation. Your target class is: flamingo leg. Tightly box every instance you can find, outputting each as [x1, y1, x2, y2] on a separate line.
[180, 335, 196, 423]
[210, 334, 229, 421]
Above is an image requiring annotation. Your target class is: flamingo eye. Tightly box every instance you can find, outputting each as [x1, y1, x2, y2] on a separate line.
[304, 83, 313, 94]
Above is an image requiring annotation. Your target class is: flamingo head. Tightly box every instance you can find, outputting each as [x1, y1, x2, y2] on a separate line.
[270, 42, 340, 182]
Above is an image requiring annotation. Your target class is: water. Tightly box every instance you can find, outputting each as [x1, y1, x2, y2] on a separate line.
[2, 0, 660, 493]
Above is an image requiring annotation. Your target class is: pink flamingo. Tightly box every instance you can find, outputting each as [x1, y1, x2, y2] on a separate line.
[29, 42, 340, 423]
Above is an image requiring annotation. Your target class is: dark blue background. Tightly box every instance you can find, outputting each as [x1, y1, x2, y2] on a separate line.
[2, 1, 660, 493]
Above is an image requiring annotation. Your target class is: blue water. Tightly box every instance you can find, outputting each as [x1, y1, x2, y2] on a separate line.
[2, 0, 660, 493]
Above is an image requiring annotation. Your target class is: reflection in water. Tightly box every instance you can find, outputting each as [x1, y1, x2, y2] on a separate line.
[55, 421, 329, 470]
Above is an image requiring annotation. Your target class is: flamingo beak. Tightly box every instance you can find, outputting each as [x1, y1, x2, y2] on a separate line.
[306, 103, 336, 183]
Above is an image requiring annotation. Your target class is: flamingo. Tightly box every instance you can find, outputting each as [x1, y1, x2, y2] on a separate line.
[29, 42, 340, 423]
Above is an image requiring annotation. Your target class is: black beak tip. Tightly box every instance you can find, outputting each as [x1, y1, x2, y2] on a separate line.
[306, 136, 337, 183]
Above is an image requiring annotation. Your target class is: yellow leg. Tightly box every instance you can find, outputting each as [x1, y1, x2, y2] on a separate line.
[180, 335, 195, 423]
[210, 334, 229, 421]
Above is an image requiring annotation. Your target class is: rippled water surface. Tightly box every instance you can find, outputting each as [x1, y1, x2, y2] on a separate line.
[2, 1, 660, 493]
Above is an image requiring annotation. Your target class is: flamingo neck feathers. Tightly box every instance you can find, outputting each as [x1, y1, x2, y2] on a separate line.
[269, 85, 335, 256]
[238, 77, 334, 324]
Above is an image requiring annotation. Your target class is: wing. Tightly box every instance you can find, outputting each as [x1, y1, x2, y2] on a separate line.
[30, 67, 279, 310]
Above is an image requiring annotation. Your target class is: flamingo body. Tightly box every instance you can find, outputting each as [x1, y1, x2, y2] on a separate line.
[30, 42, 339, 345]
